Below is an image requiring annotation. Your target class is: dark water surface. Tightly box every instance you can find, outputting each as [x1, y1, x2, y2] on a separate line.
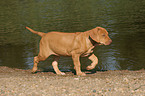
[1, 0, 145, 71]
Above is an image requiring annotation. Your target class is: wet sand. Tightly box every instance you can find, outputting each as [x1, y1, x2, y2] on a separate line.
[0, 66, 144, 96]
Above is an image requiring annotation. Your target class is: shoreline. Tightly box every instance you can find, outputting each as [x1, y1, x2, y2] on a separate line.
[0, 66, 144, 96]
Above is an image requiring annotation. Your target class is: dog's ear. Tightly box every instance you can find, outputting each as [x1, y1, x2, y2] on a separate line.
[89, 27, 100, 43]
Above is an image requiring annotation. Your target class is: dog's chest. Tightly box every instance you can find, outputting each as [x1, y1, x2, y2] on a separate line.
[81, 46, 94, 57]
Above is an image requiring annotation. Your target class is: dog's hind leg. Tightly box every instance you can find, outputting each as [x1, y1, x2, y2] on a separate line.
[32, 55, 49, 73]
[52, 56, 66, 75]
[32, 56, 39, 73]
[32, 47, 51, 73]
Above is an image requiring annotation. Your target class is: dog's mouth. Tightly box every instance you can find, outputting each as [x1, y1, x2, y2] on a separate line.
[96, 42, 104, 45]
[97, 41, 112, 45]
[104, 40, 112, 45]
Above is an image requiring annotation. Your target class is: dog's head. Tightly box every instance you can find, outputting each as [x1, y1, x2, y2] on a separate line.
[89, 27, 112, 45]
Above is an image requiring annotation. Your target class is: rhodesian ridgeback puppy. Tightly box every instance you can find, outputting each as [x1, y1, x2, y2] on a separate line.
[26, 26, 112, 76]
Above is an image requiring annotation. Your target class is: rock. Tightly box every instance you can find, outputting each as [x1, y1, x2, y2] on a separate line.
[93, 89, 96, 93]
[74, 78, 79, 80]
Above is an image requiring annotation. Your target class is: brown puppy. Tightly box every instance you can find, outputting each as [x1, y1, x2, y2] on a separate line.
[26, 26, 112, 76]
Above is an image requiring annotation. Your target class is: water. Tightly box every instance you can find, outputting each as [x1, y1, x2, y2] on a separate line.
[1, 0, 145, 71]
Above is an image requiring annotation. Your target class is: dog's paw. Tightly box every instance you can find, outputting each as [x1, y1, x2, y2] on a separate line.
[77, 72, 86, 76]
[57, 72, 66, 75]
[32, 68, 37, 73]
[60, 72, 66, 75]
[86, 65, 94, 70]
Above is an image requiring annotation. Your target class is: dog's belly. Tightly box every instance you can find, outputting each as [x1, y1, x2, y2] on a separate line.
[49, 42, 73, 56]
[52, 48, 72, 56]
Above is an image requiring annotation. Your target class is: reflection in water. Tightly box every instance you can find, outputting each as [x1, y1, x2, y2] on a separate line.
[0, 44, 33, 69]
[0, 0, 145, 71]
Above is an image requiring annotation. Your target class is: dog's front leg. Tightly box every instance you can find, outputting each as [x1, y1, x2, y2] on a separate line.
[72, 54, 86, 76]
[86, 54, 98, 70]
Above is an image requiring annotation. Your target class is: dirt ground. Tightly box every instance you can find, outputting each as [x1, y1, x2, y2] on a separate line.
[0, 66, 144, 96]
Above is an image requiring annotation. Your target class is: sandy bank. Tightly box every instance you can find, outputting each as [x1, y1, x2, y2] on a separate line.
[0, 66, 144, 96]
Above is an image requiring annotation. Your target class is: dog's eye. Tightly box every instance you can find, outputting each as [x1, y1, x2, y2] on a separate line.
[102, 34, 105, 37]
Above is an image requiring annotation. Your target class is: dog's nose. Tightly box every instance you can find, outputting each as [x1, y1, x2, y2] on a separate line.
[107, 40, 112, 45]
[109, 40, 112, 43]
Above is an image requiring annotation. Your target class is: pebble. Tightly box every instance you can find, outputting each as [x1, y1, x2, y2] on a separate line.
[123, 77, 129, 82]
[93, 89, 96, 93]
[0, 67, 144, 96]
[74, 78, 79, 80]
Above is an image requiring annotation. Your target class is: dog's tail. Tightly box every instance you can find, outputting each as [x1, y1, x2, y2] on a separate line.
[26, 26, 46, 37]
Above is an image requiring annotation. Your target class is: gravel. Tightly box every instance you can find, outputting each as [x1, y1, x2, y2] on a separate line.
[0, 66, 145, 96]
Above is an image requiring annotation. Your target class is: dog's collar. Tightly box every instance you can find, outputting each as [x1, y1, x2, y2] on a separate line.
[89, 36, 100, 46]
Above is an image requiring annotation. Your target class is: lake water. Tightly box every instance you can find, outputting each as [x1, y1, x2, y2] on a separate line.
[1, 0, 145, 71]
